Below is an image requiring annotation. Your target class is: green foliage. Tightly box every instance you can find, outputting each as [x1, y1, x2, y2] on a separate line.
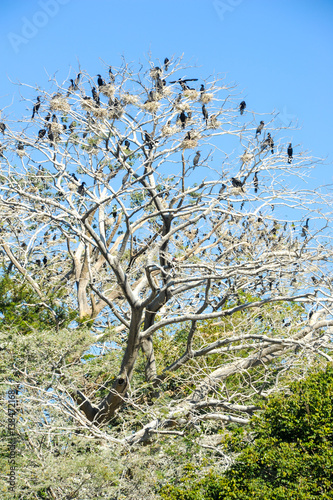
[0, 270, 77, 333]
[159, 365, 333, 499]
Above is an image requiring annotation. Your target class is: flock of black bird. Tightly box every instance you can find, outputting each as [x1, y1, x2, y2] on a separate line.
[0, 60, 295, 201]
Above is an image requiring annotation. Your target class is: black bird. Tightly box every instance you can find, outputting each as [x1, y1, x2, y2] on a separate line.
[256, 120, 264, 136]
[108, 66, 115, 83]
[71, 173, 78, 181]
[44, 112, 51, 123]
[17, 142, 24, 151]
[97, 74, 105, 87]
[52, 114, 58, 123]
[164, 58, 170, 71]
[124, 140, 130, 149]
[231, 177, 244, 191]
[202, 104, 208, 124]
[261, 133, 274, 153]
[112, 206, 117, 219]
[74, 73, 81, 90]
[219, 184, 227, 196]
[43, 256, 48, 266]
[239, 101, 246, 115]
[179, 110, 187, 129]
[200, 84, 205, 93]
[193, 151, 201, 167]
[77, 182, 86, 195]
[253, 172, 259, 193]
[67, 79, 74, 95]
[32, 96, 41, 119]
[0, 123, 6, 134]
[170, 78, 198, 91]
[301, 218, 309, 237]
[144, 131, 155, 149]
[36, 259, 41, 267]
[269, 135, 274, 154]
[91, 87, 100, 105]
[36, 129, 46, 142]
[287, 143, 293, 164]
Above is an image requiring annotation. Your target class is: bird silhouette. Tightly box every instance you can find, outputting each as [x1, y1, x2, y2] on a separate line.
[32, 96, 41, 119]
[287, 143, 293, 164]
[108, 67, 115, 83]
[36, 129, 46, 142]
[74, 73, 81, 90]
[239, 101, 246, 115]
[0, 123, 6, 134]
[231, 177, 244, 191]
[253, 172, 259, 193]
[193, 151, 201, 167]
[164, 58, 170, 71]
[202, 104, 208, 124]
[78, 182, 86, 195]
[256, 121, 264, 136]
[97, 74, 105, 87]
[92, 87, 100, 105]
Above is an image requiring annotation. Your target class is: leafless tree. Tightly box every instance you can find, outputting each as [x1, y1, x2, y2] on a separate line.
[1, 55, 333, 445]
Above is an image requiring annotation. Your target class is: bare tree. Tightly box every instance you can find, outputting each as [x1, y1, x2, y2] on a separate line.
[1, 55, 333, 443]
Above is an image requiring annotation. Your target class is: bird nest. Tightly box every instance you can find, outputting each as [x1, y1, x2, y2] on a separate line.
[161, 124, 178, 136]
[81, 98, 97, 112]
[50, 123, 64, 134]
[121, 93, 139, 105]
[181, 130, 200, 149]
[174, 102, 191, 112]
[92, 107, 109, 119]
[161, 86, 172, 97]
[183, 90, 199, 100]
[142, 101, 160, 114]
[50, 97, 71, 112]
[200, 93, 214, 104]
[108, 106, 124, 119]
[150, 67, 162, 80]
[207, 117, 220, 129]
[100, 84, 115, 98]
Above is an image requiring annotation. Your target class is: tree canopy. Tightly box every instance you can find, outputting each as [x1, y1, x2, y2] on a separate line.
[1, 55, 333, 498]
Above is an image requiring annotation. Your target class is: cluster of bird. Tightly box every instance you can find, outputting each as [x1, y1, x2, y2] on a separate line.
[0, 60, 295, 202]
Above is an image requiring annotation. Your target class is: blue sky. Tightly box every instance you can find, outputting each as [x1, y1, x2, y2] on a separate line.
[0, 0, 332, 185]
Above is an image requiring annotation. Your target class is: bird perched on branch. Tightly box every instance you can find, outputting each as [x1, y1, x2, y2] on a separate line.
[108, 66, 115, 83]
[97, 74, 105, 87]
[287, 143, 293, 164]
[78, 182, 86, 195]
[0, 122, 6, 134]
[32, 96, 41, 119]
[301, 218, 309, 237]
[239, 101, 246, 115]
[67, 79, 74, 95]
[92, 87, 100, 105]
[193, 151, 201, 167]
[36, 129, 46, 143]
[253, 172, 259, 193]
[170, 78, 198, 91]
[202, 104, 208, 124]
[74, 73, 81, 90]
[256, 121, 264, 136]
[179, 110, 187, 129]
[164, 58, 170, 71]
[261, 133, 274, 153]
[231, 177, 244, 191]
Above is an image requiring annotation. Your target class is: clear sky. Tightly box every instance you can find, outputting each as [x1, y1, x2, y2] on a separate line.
[1, 0, 332, 186]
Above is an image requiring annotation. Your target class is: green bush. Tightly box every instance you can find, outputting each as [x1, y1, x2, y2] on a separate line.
[160, 365, 333, 499]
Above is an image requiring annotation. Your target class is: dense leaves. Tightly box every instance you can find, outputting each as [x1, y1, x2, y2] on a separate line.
[160, 365, 333, 499]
